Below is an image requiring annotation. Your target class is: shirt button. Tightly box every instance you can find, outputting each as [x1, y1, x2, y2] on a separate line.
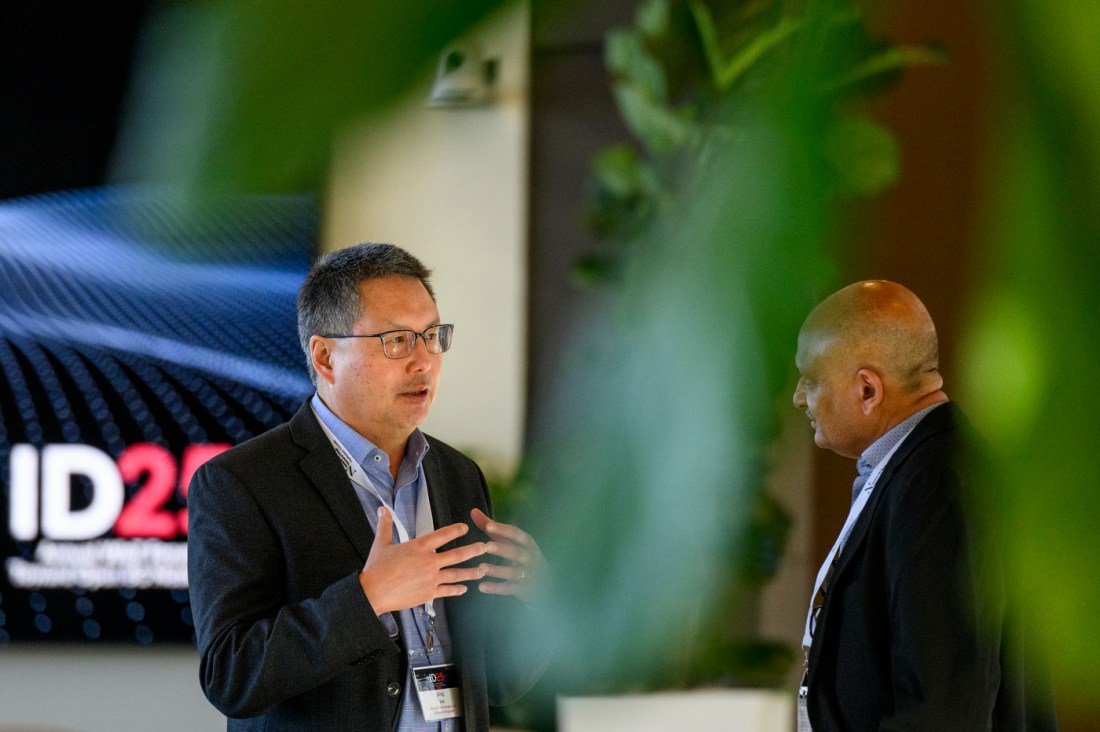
[374, 455, 382, 462]
[386, 682, 401, 697]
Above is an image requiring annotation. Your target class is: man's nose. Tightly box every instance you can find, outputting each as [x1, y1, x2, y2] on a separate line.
[792, 379, 806, 409]
[407, 336, 435, 369]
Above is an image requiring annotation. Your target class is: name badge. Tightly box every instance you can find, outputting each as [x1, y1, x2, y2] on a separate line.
[413, 663, 462, 721]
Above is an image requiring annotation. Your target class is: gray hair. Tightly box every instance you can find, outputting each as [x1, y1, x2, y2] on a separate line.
[297, 243, 434, 385]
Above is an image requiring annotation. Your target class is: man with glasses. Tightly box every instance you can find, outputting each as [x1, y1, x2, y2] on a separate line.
[188, 243, 545, 731]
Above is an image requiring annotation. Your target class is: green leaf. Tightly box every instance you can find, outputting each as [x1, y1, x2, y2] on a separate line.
[824, 44, 948, 94]
[718, 15, 803, 91]
[688, 0, 725, 84]
[584, 144, 660, 240]
[636, 0, 669, 39]
[825, 115, 900, 196]
[590, 144, 657, 199]
[613, 85, 692, 155]
[606, 28, 668, 102]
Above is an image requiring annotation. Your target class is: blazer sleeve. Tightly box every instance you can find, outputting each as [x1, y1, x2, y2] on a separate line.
[187, 457, 399, 719]
[879, 460, 1002, 731]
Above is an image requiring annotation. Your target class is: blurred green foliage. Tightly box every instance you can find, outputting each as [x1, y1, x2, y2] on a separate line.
[578, 0, 943, 285]
[959, 0, 1100, 718]
[552, 0, 942, 701]
[112, 0, 509, 194]
[110, 0, 1100, 724]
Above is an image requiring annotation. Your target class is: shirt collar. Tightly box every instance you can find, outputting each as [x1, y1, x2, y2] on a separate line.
[310, 393, 430, 481]
[857, 401, 946, 477]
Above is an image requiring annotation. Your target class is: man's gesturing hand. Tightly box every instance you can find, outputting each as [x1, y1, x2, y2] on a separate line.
[472, 508, 547, 603]
[359, 507, 488, 614]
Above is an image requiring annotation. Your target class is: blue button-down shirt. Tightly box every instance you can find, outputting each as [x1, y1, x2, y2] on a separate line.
[856, 402, 945, 485]
[312, 394, 460, 732]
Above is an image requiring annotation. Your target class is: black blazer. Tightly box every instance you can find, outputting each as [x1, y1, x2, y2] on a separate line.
[187, 401, 538, 731]
[805, 403, 1057, 731]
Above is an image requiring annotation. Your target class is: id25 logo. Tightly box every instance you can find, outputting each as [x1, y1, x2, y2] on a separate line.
[8, 442, 229, 541]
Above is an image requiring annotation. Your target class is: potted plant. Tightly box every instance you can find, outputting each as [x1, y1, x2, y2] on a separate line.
[492, 1, 941, 729]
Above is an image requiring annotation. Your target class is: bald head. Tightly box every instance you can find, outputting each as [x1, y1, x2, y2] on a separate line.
[801, 280, 942, 397]
[793, 281, 947, 457]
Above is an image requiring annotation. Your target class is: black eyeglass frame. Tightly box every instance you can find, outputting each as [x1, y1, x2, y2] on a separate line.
[321, 323, 454, 359]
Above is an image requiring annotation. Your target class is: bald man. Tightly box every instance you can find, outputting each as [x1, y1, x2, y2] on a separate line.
[792, 281, 1057, 731]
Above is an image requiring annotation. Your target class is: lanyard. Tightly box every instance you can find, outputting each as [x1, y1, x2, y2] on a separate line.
[313, 408, 438, 628]
[801, 423, 917, 650]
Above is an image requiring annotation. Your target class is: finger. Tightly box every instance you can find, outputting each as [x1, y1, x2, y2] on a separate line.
[438, 566, 489, 584]
[477, 580, 519, 596]
[436, 541, 489, 567]
[421, 521, 470, 550]
[470, 507, 492, 533]
[373, 507, 393, 546]
[485, 540, 526, 565]
[434, 583, 470, 599]
[478, 562, 526, 582]
[480, 517, 534, 548]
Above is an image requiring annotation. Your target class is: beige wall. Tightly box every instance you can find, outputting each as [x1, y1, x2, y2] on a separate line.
[0, 646, 223, 731]
[323, 1, 530, 478]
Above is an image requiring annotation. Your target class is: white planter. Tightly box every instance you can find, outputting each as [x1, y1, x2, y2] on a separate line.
[557, 689, 794, 732]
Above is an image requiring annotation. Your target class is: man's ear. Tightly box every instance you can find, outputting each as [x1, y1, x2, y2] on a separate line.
[310, 336, 336, 385]
[855, 368, 883, 416]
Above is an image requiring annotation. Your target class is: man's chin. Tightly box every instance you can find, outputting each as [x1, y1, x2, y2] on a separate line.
[396, 398, 434, 426]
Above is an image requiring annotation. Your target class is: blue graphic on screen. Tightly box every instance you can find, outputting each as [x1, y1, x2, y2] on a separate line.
[0, 186, 316, 644]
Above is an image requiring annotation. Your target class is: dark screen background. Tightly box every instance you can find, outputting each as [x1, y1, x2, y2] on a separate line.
[0, 4, 317, 644]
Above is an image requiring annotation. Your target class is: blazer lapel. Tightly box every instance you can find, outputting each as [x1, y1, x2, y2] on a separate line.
[808, 403, 960, 690]
[289, 401, 376, 563]
[831, 403, 958, 578]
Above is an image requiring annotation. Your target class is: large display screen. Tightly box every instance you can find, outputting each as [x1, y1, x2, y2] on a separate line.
[0, 186, 315, 643]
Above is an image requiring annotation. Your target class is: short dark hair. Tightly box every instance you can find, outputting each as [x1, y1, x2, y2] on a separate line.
[297, 243, 434, 384]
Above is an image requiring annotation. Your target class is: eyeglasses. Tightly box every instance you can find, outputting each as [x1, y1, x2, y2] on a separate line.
[323, 324, 454, 359]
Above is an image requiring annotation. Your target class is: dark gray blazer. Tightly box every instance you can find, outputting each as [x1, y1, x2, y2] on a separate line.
[805, 403, 1057, 731]
[188, 400, 537, 731]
